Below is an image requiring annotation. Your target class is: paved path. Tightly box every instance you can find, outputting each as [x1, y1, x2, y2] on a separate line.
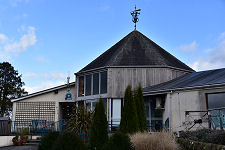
[0, 145, 38, 150]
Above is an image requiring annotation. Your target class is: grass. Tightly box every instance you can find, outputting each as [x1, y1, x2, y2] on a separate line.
[129, 131, 179, 150]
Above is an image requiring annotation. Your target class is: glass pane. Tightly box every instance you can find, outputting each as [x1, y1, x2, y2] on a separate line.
[100, 71, 107, 94]
[102, 98, 107, 114]
[85, 74, 92, 96]
[86, 102, 91, 111]
[78, 76, 84, 97]
[92, 102, 97, 111]
[208, 93, 225, 109]
[93, 73, 99, 95]
[112, 99, 121, 125]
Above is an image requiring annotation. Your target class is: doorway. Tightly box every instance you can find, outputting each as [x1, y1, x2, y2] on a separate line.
[59, 102, 75, 120]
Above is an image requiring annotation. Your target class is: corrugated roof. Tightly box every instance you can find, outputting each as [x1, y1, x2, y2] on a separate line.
[78, 30, 194, 72]
[143, 68, 225, 94]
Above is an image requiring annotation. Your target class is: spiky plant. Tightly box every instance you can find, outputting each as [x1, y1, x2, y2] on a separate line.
[67, 104, 92, 134]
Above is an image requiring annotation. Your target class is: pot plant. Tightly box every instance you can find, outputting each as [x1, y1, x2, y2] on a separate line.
[20, 128, 29, 143]
[12, 133, 23, 146]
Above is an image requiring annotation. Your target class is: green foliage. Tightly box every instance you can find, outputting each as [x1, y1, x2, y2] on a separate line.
[67, 104, 92, 134]
[134, 85, 147, 132]
[0, 62, 26, 116]
[180, 129, 225, 145]
[102, 132, 134, 150]
[120, 85, 139, 133]
[52, 132, 87, 150]
[89, 98, 108, 150]
[38, 131, 60, 150]
[21, 128, 29, 136]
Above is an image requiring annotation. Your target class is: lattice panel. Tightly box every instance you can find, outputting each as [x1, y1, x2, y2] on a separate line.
[15, 102, 55, 122]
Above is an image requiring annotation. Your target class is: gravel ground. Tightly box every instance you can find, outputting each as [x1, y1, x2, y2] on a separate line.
[0, 145, 38, 150]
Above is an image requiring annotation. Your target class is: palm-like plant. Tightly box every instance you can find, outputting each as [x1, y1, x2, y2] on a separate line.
[67, 104, 93, 134]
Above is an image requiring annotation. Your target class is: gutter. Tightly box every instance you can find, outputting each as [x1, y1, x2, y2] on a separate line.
[75, 65, 194, 75]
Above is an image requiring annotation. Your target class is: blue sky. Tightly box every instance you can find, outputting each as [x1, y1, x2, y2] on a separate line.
[0, 0, 225, 93]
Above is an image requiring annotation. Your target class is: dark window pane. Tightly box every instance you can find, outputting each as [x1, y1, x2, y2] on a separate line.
[100, 71, 107, 94]
[78, 76, 84, 97]
[93, 73, 99, 95]
[85, 75, 92, 96]
[102, 98, 107, 114]
[208, 93, 225, 109]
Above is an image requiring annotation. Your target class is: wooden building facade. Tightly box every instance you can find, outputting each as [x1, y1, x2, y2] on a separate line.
[75, 30, 194, 128]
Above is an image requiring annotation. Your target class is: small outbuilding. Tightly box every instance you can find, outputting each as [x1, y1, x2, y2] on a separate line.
[143, 68, 225, 132]
[11, 82, 76, 123]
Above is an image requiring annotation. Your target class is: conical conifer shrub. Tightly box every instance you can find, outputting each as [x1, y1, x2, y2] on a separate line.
[120, 85, 139, 133]
[134, 85, 148, 132]
[89, 98, 108, 150]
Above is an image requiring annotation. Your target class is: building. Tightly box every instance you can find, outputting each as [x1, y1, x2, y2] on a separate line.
[142, 68, 225, 132]
[75, 30, 194, 126]
[11, 29, 224, 133]
[11, 82, 76, 123]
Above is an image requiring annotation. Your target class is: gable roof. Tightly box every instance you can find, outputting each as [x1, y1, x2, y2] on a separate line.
[11, 82, 75, 102]
[78, 30, 194, 73]
[143, 68, 225, 94]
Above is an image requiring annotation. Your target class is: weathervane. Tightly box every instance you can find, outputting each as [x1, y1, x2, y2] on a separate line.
[130, 5, 141, 30]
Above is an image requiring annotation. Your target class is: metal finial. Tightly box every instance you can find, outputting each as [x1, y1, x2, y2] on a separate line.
[130, 5, 141, 30]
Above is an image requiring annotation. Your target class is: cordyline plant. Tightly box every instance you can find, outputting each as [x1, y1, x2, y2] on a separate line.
[67, 104, 93, 134]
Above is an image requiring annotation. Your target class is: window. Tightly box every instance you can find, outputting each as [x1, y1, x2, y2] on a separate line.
[78, 76, 84, 97]
[93, 73, 99, 95]
[100, 71, 107, 94]
[112, 99, 121, 125]
[85, 74, 92, 96]
[208, 93, 225, 109]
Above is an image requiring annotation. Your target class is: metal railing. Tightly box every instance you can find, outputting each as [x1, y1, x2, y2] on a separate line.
[184, 107, 225, 130]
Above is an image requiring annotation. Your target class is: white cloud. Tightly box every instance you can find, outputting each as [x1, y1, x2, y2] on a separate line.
[0, 34, 8, 42]
[0, 26, 37, 61]
[191, 33, 225, 71]
[24, 72, 67, 80]
[36, 56, 50, 63]
[9, 0, 30, 7]
[180, 41, 198, 52]
[24, 81, 65, 94]
[23, 72, 37, 78]
[4, 26, 36, 53]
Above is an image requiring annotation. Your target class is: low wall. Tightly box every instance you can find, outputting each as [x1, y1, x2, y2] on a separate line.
[177, 138, 225, 150]
[0, 136, 14, 147]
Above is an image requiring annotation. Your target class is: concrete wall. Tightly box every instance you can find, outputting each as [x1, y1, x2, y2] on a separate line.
[108, 67, 189, 98]
[0, 136, 14, 147]
[12, 85, 76, 122]
[163, 90, 205, 132]
[163, 86, 225, 132]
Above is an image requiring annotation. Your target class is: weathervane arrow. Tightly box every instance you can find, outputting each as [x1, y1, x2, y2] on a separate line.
[130, 5, 141, 30]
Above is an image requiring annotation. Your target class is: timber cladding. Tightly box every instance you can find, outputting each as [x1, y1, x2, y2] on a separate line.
[107, 67, 188, 98]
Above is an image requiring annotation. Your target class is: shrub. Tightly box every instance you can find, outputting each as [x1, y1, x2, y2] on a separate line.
[89, 98, 108, 150]
[67, 104, 92, 134]
[38, 131, 60, 150]
[102, 132, 134, 150]
[180, 129, 225, 145]
[129, 131, 179, 150]
[134, 85, 148, 132]
[120, 85, 139, 134]
[52, 132, 87, 150]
